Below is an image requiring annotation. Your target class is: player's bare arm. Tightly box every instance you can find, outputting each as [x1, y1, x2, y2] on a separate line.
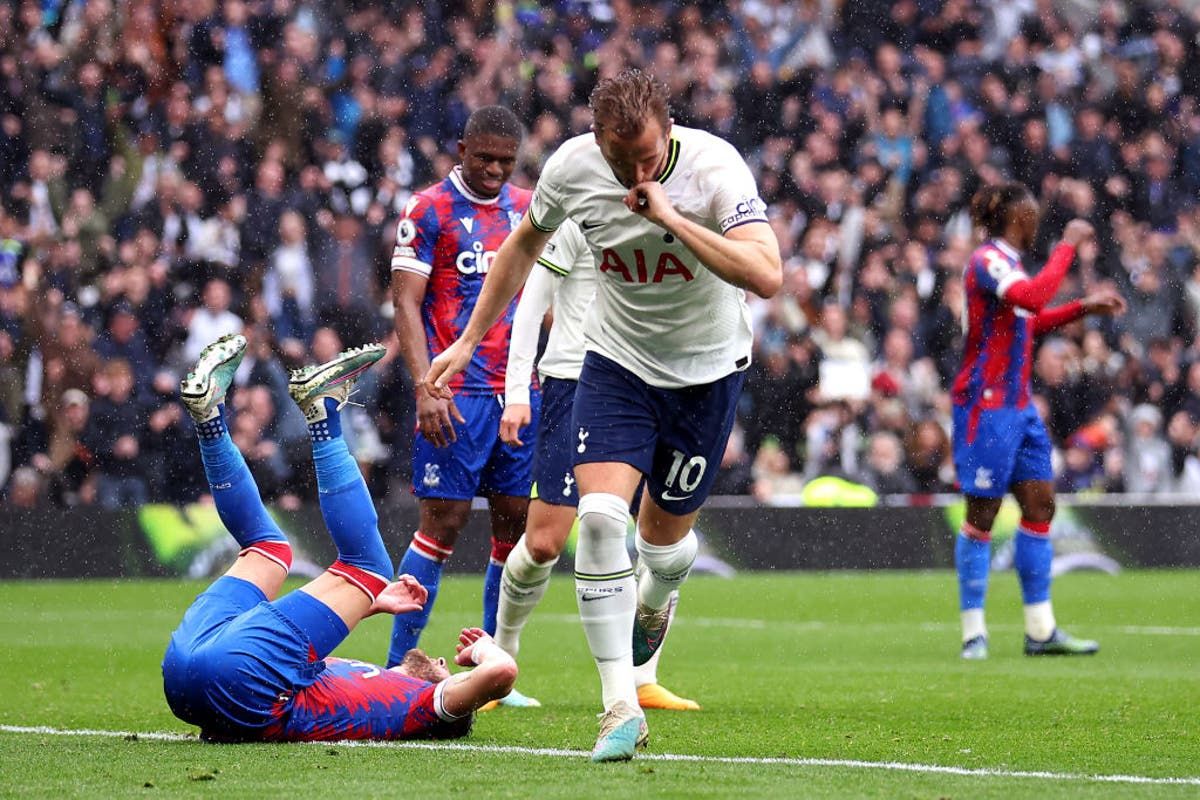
[425, 216, 552, 397]
[626, 181, 782, 298]
[439, 627, 520, 716]
[391, 270, 465, 446]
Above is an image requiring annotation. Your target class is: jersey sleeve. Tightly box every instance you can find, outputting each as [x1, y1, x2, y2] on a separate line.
[527, 148, 569, 233]
[705, 142, 770, 233]
[390, 194, 440, 277]
[972, 248, 1029, 299]
[505, 260, 557, 406]
[536, 219, 587, 276]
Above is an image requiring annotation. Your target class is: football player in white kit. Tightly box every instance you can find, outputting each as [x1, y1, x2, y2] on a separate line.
[494, 218, 700, 713]
[423, 69, 781, 761]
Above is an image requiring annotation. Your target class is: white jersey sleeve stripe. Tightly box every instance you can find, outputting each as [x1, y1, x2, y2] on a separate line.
[390, 255, 432, 276]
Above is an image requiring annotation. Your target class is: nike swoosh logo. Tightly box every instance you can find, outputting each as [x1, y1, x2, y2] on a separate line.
[660, 491, 694, 502]
[579, 593, 611, 602]
[580, 220, 602, 229]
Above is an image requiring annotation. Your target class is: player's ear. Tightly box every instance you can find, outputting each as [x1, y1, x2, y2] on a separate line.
[457, 139, 467, 160]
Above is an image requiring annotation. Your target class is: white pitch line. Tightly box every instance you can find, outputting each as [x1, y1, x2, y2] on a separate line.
[2, 725, 1198, 787]
[536, 615, 1200, 636]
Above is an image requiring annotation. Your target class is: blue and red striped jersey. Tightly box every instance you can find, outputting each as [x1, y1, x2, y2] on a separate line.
[391, 167, 532, 395]
[952, 239, 1034, 410]
[261, 657, 463, 741]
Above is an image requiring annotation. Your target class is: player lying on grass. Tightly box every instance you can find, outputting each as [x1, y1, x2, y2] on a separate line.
[162, 335, 517, 742]
[495, 218, 698, 712]
[951, 183, 1125, 660]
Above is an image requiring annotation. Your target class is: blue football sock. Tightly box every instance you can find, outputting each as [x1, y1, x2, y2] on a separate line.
[955, 530, 991, 611]
[197, 404, 287, 548]
[1014, 528, 1053, 605]
[273, 587, 351, 660]
[387, 533, 450, 667]
[483, 559, 503, 636]
[310, 399, 391, 580]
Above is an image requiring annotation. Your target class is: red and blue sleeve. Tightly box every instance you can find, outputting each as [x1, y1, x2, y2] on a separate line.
[390, 195, 441, 277]
[1002, 243, 1077, 313]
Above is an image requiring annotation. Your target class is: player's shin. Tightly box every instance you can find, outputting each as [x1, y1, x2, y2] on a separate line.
[1014, 520, 1056, 640]
[495, 535, 558, 657]
[956, 523, 991, 643]
[195, 404, 292, 567]
[482, 537, 515, 636]
[635, 529, 697, 611]
[309, 398, 391, 602]
[387, 532, 453, 666]
[575, 493, 638, 711]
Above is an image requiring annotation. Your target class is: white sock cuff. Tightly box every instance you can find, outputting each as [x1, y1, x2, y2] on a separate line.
[577, 492, 630, 527]
[505, 536, 557, 581]
[637, 528, 698, 567]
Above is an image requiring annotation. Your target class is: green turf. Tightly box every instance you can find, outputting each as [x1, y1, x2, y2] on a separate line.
[1, 571, 1197, 798]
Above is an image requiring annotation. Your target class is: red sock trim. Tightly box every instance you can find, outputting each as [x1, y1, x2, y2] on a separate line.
[412, 531, 454, 563]
[490, 538, 516, 564]
[328, 560, 388, 601]
[961, 522, 991, 542]
[240, 541, 293, 573]
[1019, 519, 1052, 536]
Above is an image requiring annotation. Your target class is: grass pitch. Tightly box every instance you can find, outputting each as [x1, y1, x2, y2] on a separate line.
[0, 570, 1197, 798]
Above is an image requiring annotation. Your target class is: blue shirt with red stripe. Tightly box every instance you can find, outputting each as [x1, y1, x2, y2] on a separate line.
[391, 167, 532, 396]
[952, 239, 1034, 414]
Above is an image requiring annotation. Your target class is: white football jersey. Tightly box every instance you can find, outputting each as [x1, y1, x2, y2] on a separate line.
[504, 220, 595, 405]
[527, 125, 768, 388]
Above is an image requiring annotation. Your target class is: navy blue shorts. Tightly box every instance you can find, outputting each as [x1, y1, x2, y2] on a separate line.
[533, 377, 580, 506]
[411, 392, 541, 500]
[572, 352, 745, 515]
[952, 404, 1053, 498]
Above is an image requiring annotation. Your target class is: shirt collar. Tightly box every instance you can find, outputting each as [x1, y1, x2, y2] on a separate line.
[992, 238, 1021, 261]
[449, 166, 499, 206]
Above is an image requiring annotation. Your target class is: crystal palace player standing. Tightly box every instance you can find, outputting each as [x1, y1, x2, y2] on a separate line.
[952, 183, 1125, 660]
[425, 70, 781, 761]
[387, 107, 539, 707]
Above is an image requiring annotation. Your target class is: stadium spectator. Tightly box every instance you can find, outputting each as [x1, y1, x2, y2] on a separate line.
[5, 0, 1200, 507]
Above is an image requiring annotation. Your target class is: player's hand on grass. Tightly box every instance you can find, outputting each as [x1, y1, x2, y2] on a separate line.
[454, 627, 495, 666]
[1062, 219, 1096, 247]
[367, 575, 428, 616]
[416, 390, 464, 448]
[499, 403, 532, 446]
[1082, 285, 1127, 317]
[625, 181, 678, 228]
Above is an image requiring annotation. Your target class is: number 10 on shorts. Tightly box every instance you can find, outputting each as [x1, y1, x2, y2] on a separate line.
[662, 450, 707, 501]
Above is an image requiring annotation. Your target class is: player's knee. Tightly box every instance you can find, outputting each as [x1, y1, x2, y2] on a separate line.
[525, 537, 562, 565]
[1022, 496, 1055, 524]
[577, 493, 629, 539]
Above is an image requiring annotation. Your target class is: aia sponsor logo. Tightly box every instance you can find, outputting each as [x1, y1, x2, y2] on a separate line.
[599, 248, 694, 283]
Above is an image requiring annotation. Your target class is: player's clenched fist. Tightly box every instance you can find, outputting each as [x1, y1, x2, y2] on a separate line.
[1062, 219, 1095, 246]
[625, 181, 678, 228]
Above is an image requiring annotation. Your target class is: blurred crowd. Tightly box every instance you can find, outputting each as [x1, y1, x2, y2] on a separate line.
[4, 0, 1200, 509]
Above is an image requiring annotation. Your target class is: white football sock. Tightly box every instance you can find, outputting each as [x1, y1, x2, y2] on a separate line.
[633, 590, 676, 687]
[494, 535, 557, 658]
[961, 608, 987, 643]
[636, 529, 697, 611]
[575, 492, 638, 711]
[1023, 600, 1056, 641]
